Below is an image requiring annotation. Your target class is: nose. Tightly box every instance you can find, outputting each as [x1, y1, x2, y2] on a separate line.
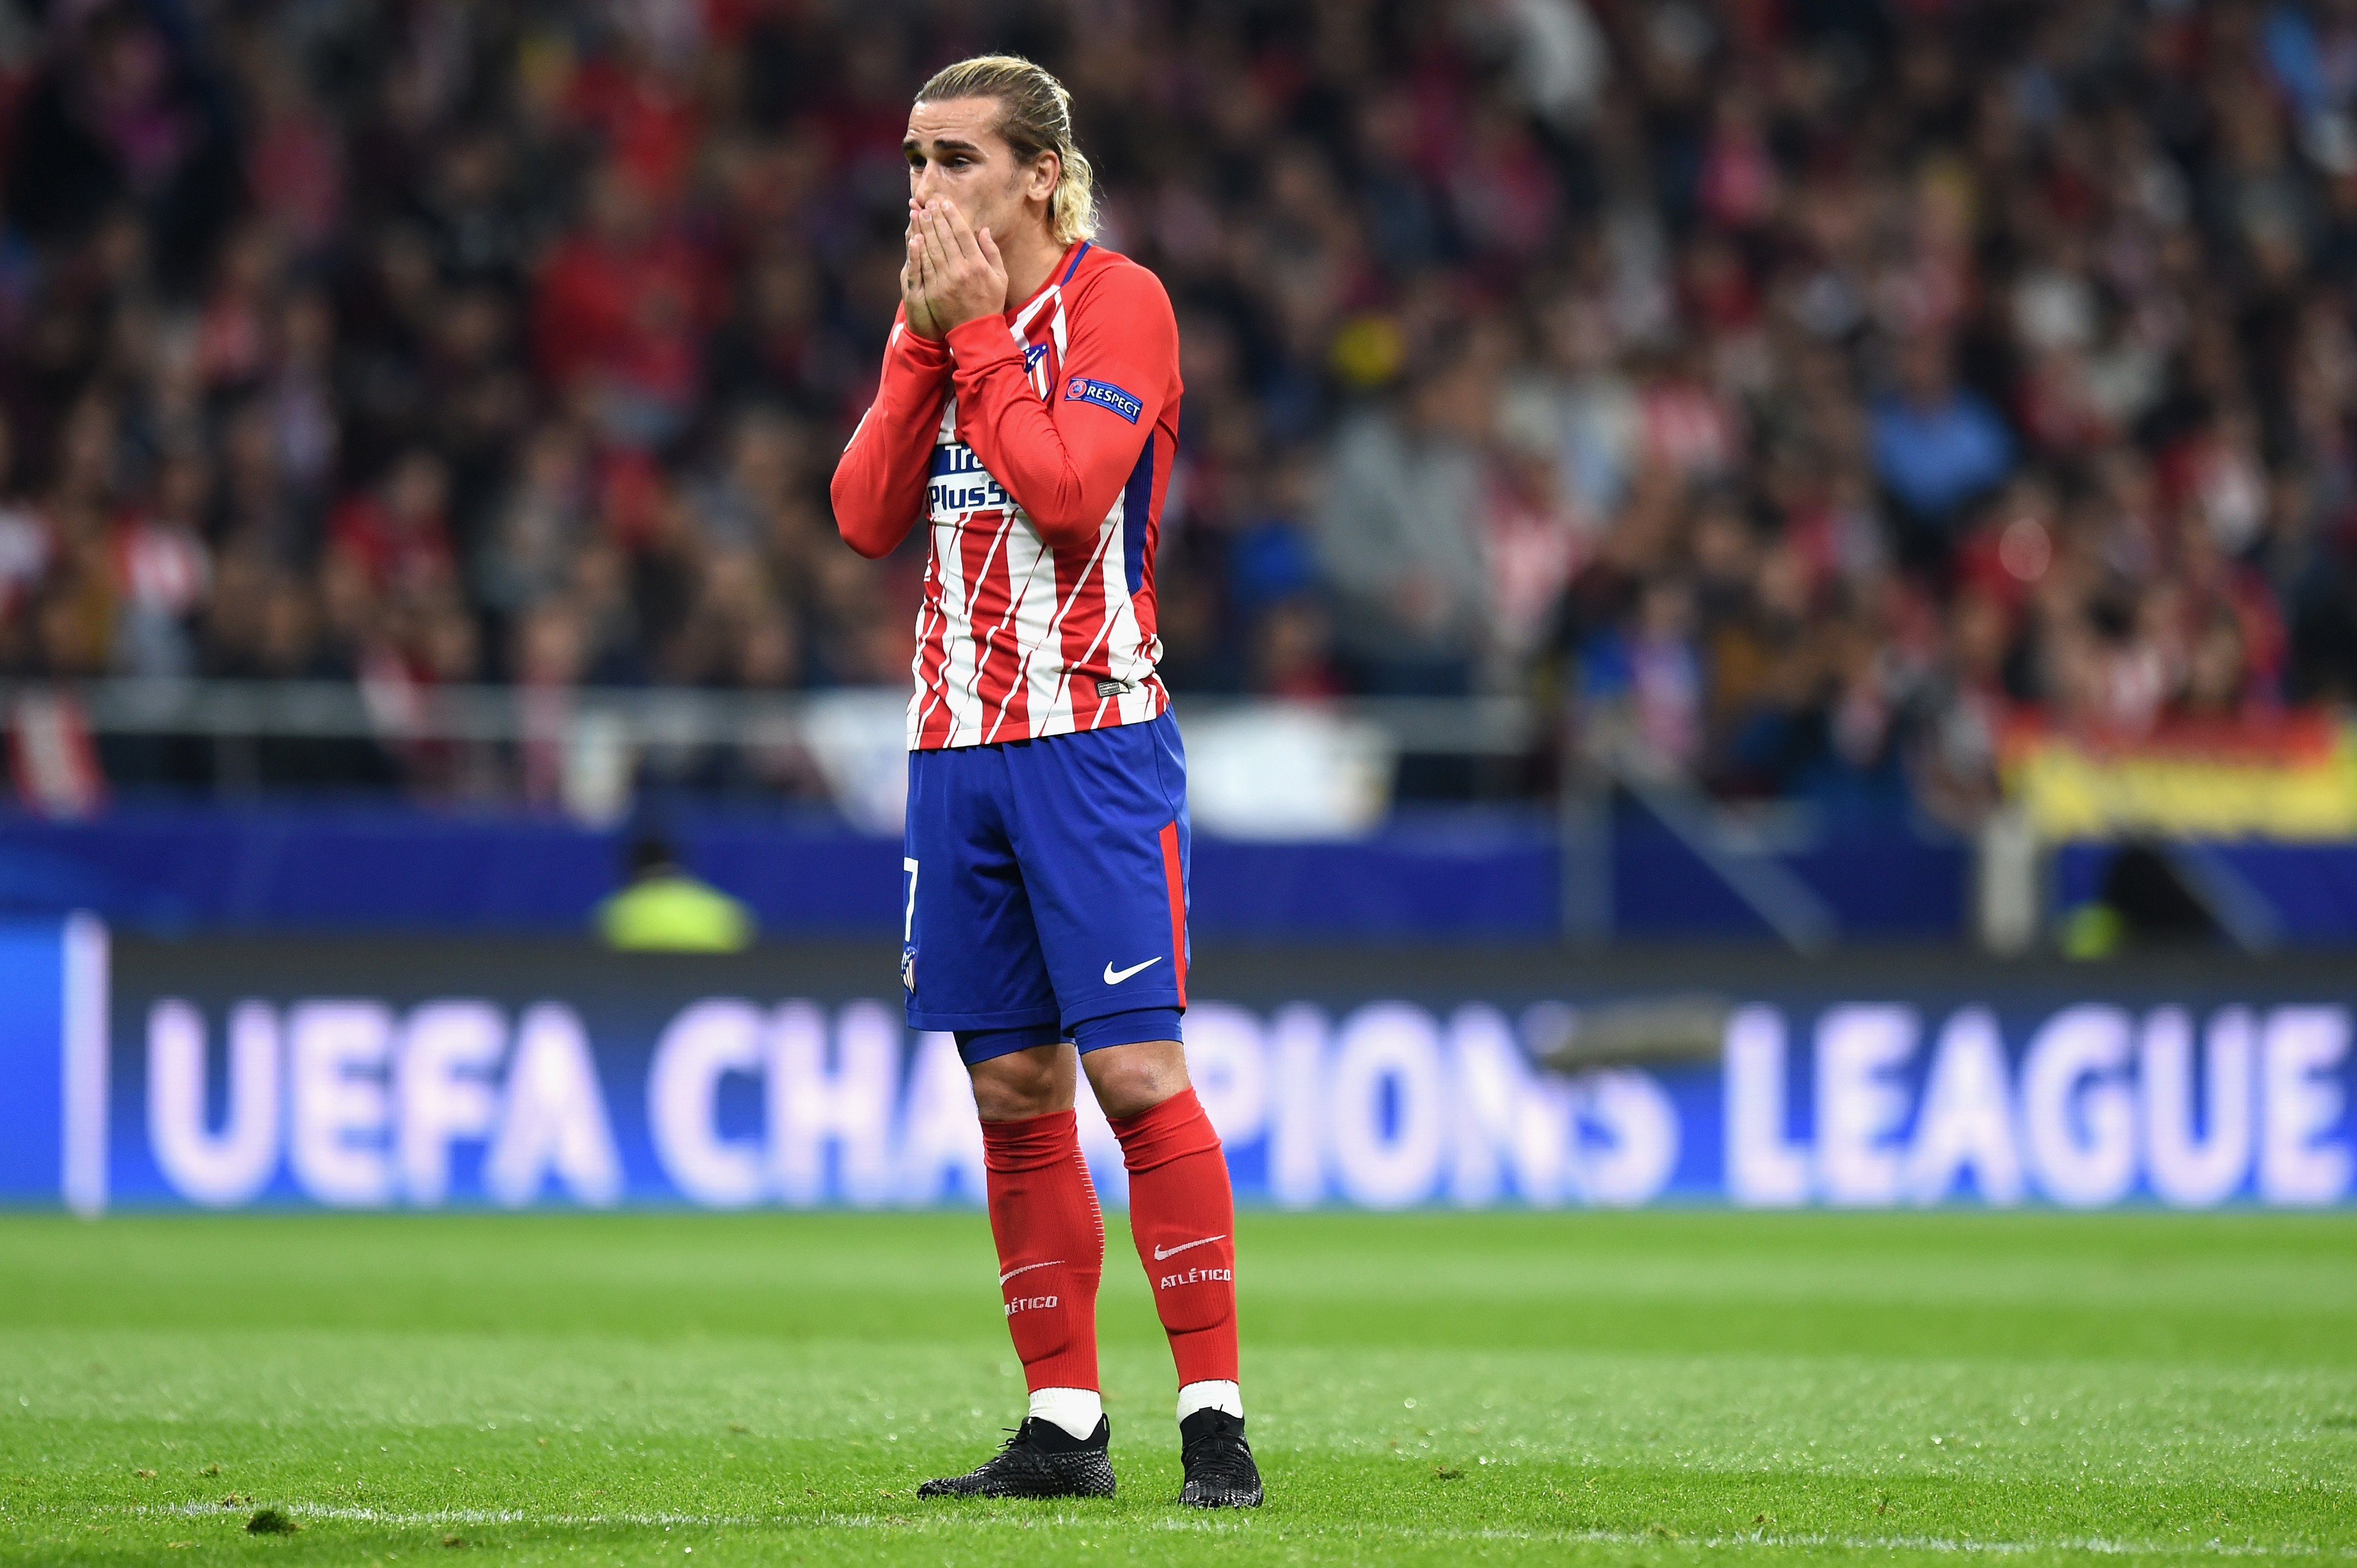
[911, 159, 943, 202]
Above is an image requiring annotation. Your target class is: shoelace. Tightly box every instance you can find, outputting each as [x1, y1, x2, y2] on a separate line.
[1181, 1430, 1254, 1487]
[944, 1426, 1024, 1474]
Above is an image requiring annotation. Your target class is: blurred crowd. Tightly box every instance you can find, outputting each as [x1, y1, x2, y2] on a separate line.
[3, 0, 2357, 815]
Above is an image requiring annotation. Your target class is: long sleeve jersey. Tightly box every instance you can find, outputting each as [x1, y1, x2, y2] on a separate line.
[832, 241, 1183, 750]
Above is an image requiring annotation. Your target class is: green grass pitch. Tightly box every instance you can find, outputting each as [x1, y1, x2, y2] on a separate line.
[2, 1210, 2352, 1565]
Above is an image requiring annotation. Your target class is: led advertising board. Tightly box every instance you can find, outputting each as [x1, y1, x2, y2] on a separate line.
[1, 926, 2348, 1213]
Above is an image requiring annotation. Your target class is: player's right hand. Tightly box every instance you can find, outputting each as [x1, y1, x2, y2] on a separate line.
[914, 199, 1009, 334]
[903, 201, 942, 340]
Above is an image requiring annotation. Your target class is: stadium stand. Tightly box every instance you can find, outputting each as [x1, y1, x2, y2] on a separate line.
[0, 0, 2350, 838]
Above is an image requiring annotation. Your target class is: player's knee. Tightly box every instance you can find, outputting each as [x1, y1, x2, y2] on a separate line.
[1085, 1043, 1189, 1120]
[969, 1050, 1074, 1121]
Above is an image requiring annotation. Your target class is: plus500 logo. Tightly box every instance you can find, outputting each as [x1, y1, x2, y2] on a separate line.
[928, 443, 1011, 515]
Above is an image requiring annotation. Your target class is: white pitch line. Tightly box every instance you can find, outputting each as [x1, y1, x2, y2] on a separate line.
[1338, 1525, 2357, 1559]
[79, 1503, 2357, 1558]
[143, 1503, 771, 1527]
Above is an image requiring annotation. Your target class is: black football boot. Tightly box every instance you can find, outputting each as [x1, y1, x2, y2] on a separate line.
[1177, 1409, 1262, 1507]
[916, 1415, 1116, 1499]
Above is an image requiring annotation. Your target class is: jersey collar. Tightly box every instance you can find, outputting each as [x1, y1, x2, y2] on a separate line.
[1007, 241, 1092, 318]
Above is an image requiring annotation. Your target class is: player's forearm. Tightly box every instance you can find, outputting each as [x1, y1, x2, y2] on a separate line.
[831, 417, 930, 557]
[944, 319, 1134, 553]
[831, 458, 922, 557]
[832, 330, 953, 557]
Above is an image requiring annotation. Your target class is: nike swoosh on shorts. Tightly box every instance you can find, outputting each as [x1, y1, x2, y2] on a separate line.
[1104, 957, 1163, 985]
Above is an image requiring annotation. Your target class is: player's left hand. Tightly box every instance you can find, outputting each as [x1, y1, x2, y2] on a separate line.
[916, 199, 1008, 335]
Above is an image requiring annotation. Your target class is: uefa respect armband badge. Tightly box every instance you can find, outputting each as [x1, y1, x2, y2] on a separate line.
[1064, 376, 1142, 423]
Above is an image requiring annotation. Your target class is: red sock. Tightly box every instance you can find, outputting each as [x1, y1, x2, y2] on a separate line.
[981, 1110, 1103, 1394]
[1110, 1087, 1239, 1386]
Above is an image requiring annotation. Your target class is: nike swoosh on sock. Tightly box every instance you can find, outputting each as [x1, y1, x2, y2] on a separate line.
[1152, 1235, 1225, 1262]
[1000, 1259, 1063, 1285]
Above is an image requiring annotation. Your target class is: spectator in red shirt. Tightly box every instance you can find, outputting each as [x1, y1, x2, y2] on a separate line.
[532, 161, 716, 450]
[327, 450, 454, 598]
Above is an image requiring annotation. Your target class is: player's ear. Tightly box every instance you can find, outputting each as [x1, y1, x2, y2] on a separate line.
[1030, 150, 1061, 206]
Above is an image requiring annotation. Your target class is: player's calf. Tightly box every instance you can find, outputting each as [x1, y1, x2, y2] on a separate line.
[1106, 1085, 1263, 1507]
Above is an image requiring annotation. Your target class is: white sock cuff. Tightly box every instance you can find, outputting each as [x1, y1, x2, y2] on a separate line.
[1028, 1386, 1103, 1441]
[1176, 1379, 1243, 1423]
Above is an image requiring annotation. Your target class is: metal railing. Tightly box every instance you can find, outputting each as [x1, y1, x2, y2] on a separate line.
[2, 678, 1543, 754]
[4, 678, 1872, 952]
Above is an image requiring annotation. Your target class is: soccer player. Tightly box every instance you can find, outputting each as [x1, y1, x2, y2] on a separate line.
[829, 55, 1258, 1509]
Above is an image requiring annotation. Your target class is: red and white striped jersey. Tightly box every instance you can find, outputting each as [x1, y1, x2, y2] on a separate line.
[832, 241, 1183, 750]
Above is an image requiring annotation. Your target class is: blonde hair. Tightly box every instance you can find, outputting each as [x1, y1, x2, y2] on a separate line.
[916, 54, 1098, 246]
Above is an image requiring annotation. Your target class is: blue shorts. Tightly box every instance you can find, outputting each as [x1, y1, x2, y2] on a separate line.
[902, 711, 1190, 1065]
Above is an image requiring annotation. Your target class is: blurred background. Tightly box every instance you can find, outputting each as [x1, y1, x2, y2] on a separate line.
[1, 0, 2356, 952]
[0, 1, 2354, 1222]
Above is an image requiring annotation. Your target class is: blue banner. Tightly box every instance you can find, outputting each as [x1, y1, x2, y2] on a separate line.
[0, 801, 1967, 942]
[0, 925, 2349, 1211]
